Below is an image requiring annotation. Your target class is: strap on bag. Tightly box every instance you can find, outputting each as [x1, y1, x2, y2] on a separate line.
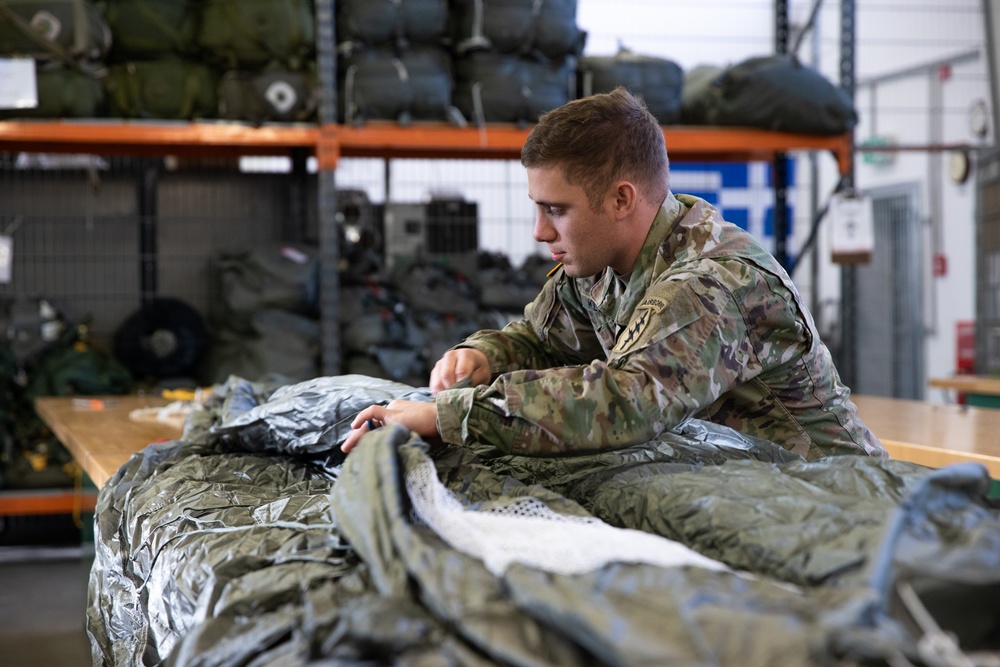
[0, 0, 105, 77]
[0, 1, 76, 66]
[115, 0, 186, 53]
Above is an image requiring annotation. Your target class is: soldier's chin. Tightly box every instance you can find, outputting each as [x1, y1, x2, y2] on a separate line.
[563, 263, 601, 279]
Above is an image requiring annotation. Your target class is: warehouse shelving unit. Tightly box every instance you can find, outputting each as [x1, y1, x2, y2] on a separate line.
[0, 0, 854, 375]
[0, 118, 854, 377]
[0, 0, 858, 379]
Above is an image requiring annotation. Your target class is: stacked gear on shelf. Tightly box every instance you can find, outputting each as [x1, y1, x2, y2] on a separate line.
[338, 249, 546, 386]
[449, 0, 586, 126]
[335, 0, 462, 126]
[578, 45, 684, 124]
[0, 0, 320, 122]
[0, 0, 111, 118]
[102, 0, 317, 121]
[0, 0, 858, 135]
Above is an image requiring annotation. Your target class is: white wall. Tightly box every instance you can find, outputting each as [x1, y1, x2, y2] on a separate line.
[851, 27, 988, 400]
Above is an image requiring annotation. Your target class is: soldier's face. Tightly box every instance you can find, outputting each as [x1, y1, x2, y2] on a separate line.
[527, 166, 628, 278]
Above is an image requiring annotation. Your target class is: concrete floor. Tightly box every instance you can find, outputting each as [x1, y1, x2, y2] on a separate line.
[0, 546, 93, 667]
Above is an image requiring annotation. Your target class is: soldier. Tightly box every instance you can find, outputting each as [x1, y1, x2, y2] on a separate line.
[343, 87, 885, 460]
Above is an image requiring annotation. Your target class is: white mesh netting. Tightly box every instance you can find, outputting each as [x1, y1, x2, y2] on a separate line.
[404, 456, 731, 577]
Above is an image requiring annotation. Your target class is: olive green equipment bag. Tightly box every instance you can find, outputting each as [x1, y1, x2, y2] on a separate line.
[0, 61, 105, 118]
[198, 0, 315, 69]
[0, 0, 111, 62]
[218, 64, 318, 124]
[105, 58, 218, 120]
[100, 0, 201, 59]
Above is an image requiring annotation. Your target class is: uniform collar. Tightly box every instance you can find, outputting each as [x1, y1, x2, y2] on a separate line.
[591, 193, 685, 324]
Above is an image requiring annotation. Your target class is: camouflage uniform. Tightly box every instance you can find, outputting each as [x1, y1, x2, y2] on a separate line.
[435, 193, 885, 460]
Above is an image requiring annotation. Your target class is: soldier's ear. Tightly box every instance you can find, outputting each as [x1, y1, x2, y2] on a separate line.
[612, 180, 637, 218]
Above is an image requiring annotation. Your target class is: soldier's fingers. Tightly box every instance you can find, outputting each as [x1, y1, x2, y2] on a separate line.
[429, 358, 451, 393]
[350, 405, 378, 429]
[454, 349, 489, 386]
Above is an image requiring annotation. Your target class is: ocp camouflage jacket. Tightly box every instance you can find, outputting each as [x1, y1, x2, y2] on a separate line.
[435, 193, 885, 460]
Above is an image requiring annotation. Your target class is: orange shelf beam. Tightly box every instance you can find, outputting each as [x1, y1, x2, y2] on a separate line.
[0, 120, 852, 174]
[332, 122, 852, 174]
[0, 489, 97, 516]
[0, 120, 319, 158]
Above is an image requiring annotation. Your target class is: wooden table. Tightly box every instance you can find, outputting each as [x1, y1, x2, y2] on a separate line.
[853, 394, 1000, 478]
[928, 375, 1000, 409]
[34, 395, 183, 489]
[31, 394, 1000, 492]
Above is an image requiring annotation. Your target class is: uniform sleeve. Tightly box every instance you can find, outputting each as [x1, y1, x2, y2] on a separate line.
[436, 272, 764, 458]
[457, 272, 607, 375]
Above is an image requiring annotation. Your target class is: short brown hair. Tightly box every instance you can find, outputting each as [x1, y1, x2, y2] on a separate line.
[521, 87, 669, 210]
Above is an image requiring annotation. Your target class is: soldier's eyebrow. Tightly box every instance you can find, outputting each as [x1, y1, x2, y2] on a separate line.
[529, 194, 571, 209]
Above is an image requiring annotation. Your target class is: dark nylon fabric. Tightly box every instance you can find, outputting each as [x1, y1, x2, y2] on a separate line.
[88, 376, 1000, 666]
[680, 54, 858, 135]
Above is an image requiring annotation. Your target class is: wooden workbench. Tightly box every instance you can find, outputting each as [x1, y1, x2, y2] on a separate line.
[853, 394, 1000, 478]
[31, 393, 1000, 491]
[34, 395, 183, 489]
[928, 375, 1000, 409]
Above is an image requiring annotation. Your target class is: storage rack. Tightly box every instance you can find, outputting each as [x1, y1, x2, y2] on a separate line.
[0, 120, 852, 373]
[0, 0, 856, 379]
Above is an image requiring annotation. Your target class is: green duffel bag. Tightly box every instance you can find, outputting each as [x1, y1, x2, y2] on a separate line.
[217, 64, 318, 124]
[198, 0, 315, 70]
[0, 0, 111, 62]
[0, 62, 105, 118]
[105, 58, 218, 119]
[101, 0, 201, 60]
[681, 54, 858, 135]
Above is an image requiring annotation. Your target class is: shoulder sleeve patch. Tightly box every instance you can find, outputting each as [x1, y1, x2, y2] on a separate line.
[613, 281, 703, 355]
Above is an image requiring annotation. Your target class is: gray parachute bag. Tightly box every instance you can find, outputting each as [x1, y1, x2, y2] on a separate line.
[453, 50, 574, 126]
[336, 0, 448, 49]
[339, 44, 464, 125]
[449, 0, 586, 60]
[578, 47, 684, 124]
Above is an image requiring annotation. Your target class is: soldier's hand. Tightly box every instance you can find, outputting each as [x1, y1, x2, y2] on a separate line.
[341, 400, 440, 453]
[430, 348, 491, 394]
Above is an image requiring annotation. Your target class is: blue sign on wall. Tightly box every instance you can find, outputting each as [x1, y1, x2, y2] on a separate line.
[670, 159, 796, 261]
